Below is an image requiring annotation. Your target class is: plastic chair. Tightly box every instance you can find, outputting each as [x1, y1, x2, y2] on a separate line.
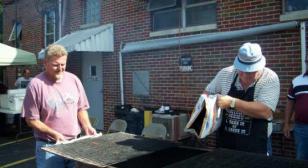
[108, 119, 127, 133]
[141, 123, 167, 140]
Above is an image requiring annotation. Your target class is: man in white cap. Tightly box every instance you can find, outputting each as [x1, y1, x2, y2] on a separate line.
[205, 42, 280, 155]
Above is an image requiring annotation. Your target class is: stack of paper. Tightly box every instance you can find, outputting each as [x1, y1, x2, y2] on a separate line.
[185, 94, 222, 139]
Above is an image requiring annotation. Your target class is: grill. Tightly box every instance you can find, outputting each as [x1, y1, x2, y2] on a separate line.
[43, 133, 308, 168]
[42, 132, 181, 167]
[165, 148, 308, 168]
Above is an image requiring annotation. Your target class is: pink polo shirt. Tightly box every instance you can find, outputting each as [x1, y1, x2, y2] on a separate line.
[22, 71, 90, 140]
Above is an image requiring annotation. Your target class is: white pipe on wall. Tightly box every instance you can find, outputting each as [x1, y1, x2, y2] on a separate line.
[301, 22, 306, 73]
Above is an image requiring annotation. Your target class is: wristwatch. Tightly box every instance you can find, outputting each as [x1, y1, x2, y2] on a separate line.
[230, 98, 236, 108]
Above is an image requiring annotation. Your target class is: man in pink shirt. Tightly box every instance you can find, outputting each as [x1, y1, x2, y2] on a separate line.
[22, 44, 96, 168]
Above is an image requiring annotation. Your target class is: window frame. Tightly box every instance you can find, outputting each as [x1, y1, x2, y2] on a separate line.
[44, 10, 56, 47]
[150, 0, 217, 36]
[8, 22, 22, 41]
[148, 0, 177, 11]
[280, 0, 308, 21]
[83, 0, 101, 25]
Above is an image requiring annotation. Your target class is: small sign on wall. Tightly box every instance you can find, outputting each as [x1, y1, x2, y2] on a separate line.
[179, 54, 192, 72]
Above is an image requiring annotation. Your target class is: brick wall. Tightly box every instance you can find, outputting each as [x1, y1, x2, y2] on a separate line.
[99, 0, 151, 129]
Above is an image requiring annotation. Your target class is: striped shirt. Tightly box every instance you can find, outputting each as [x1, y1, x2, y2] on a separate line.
[205, 66, 280, 112]
[288, 73, 308, 123]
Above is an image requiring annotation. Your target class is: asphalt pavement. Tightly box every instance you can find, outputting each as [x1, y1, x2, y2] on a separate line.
[0, 129, 35, 168]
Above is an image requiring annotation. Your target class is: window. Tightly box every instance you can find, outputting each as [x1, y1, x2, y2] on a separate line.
[90, 65, 97, 77]
[150, 0, 216, 32]
[280, 0, 308, 21]
[84, 0, 100, 24]
[9, 22, 22, 41]
[44, 10, 56, 47]
[153, 8, 181, 31]
[283, 0, 308, 13]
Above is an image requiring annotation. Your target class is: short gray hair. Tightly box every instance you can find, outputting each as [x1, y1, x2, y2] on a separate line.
[45, 44, 68, 60]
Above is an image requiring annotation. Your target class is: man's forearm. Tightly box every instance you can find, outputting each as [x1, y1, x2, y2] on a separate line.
[77, 110, 92, 129]
[25, 119, 60, 139]
[234, 98, 272, 120]
[284, 100, 294, 125]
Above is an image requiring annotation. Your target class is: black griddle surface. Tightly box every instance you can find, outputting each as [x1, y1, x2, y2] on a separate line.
[164, 148, 308, 168]
[43, 132, 176, 167]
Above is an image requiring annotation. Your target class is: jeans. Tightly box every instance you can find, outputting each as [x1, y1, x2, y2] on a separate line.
[294, 123, 308, 160]
[36, 140, 76, 168]
[267, 136, 272, 156]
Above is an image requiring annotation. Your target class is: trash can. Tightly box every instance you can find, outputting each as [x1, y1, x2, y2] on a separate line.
[126, 111, 144, 135]
[115, 104, 131, 119]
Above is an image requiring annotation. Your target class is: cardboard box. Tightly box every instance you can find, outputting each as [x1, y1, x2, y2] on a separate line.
[152, 113, 189, 141]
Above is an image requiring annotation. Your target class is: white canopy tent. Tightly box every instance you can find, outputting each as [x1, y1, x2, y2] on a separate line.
[0, 43, 37, 66]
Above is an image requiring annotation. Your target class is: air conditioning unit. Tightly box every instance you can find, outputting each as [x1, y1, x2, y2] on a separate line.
[152, 113, 189, 141]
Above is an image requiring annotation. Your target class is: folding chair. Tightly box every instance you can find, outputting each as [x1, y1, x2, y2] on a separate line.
[141, 123, 167, 140]
[108, 119, 127, 133]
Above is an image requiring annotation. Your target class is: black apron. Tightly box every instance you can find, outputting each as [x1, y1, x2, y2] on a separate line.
[218, 74, 268, 154]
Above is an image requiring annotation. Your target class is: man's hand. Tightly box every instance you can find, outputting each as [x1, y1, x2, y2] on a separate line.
[84, 126, 97, 135]
[51, 131, 66, 142]
[217, 95, 234, 109]
[283, 123, 291, 138]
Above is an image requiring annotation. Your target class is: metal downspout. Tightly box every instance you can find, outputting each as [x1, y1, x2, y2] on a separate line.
[58, 0, 62, 38]
[301, 22, 306, 73]
[119, 48, 124, 106]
